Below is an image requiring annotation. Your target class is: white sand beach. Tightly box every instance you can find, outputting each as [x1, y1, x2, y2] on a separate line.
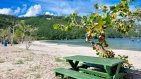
[15, 41, 141, 69]
[0, 41, 141, 79]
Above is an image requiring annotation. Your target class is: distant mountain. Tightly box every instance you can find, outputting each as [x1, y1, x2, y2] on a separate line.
[20, 15, 85, 40]
[0, 14, 140, 40]
[0, 14, 85, 40]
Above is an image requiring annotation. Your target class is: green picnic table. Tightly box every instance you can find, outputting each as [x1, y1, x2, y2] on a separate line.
[55, 55, 126, 79]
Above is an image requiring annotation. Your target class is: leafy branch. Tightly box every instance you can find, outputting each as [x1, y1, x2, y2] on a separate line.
[53, 0, 139, 68]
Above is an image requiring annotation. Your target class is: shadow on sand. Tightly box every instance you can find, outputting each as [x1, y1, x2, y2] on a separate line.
[125, 69, 141, 79]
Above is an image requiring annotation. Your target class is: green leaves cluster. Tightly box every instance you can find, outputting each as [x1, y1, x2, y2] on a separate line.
[14, 20, 38, 43]
[54, 0, 135, 46]
[53, 0, 139, 62]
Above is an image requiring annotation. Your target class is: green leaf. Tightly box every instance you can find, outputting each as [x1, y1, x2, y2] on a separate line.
[70, 13, 77, 18]
[110, 6, 116, 11]
[127, 0, 134, 2]
[69, 22, 75, 27]
[121, 0, 126, 1]
[63, 16, 68, 19]
[94, 3, 99, 9]
[64, 25, 69, 31]
[97, 16, 103, 26]
[53, 24, 60, 29]
[81, 19, 85, 24]
[102, 8, 107, 13]
[87, 13, 95, 23]
[104, 16, 111, 25]
[119, 12, 125, 17]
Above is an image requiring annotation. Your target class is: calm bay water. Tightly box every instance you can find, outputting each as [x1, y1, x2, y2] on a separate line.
[45, 38, 141, 51]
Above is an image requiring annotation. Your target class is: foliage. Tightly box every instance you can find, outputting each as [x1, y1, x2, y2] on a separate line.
[14, 27, 22, 43]
[19, 15, 86, 40]
[117, 55, 132, 68]
[0, 14, 17, 29]
[0, 14, 141, 40]
[0, 29, 9, 41]
[14, 20, 38, 49]
[53, 0, 138, 69]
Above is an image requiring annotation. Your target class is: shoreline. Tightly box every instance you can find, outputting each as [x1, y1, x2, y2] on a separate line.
[41, 39, 141, 51]
[37, 40, 141, 52]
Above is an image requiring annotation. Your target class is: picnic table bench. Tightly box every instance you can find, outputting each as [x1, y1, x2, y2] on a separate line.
[55, 68, 104, 79]
[54, 55, 125, 79]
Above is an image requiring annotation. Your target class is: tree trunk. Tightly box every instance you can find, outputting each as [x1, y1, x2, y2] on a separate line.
[85, 33, 115, 58]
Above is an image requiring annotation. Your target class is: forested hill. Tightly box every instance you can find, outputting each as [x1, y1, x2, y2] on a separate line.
[0, 14, 17, 29]
[0, 14, 141, 40]
[0, 14, 86, 40]
[20, 15, 86, 40]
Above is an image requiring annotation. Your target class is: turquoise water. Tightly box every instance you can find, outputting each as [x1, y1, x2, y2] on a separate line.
[45, 38, 141, 51]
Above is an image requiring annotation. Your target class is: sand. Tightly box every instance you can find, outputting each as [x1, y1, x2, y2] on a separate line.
[0, 44, 67, 79]
[0, 40, 141, 79]
[15, 41, 141, 69]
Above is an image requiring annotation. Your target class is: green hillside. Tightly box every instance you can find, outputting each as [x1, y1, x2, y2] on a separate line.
[0, 14, 140, 40]
[0, 14, 17, 29]
[20, 15, 86, 40]
[0, 14, 86, 40]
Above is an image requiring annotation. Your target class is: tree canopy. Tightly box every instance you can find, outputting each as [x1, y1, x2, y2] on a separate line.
[53, 0, 141, 68]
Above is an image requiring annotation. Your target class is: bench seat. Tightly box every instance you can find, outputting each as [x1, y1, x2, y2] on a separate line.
[54, 68, 105, 79]
[79, 68, 112, 79]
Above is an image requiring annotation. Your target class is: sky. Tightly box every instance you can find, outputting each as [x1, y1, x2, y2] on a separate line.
[0, 0, 140, 17]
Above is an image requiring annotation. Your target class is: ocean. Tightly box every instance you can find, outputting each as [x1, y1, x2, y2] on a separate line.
[45, 38, 141, 51]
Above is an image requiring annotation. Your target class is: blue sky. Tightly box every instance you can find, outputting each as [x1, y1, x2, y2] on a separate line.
[0, 0, 140, 17]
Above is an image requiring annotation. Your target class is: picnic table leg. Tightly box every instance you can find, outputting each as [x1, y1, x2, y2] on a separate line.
[104, 66, 112, 79]
[55, 72, 64, 79]
[67, 60, 79, 71]
[113, 64, 124, 79]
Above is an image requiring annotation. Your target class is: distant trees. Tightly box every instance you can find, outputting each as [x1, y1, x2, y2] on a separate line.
[14, 20, 38, 49]
[21, 15, 86, 40]
[0, 29, 8, 42]
[105, 24, 141, 38]
[0, 14, 141, 41]
[0, 19, 38, 49]
[22, 15, 140, 40]
[0, 14, 17, 29]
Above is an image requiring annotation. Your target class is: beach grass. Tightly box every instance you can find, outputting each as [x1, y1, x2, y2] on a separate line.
[0, 59, 4, 63]
[14, 59, 24, 64]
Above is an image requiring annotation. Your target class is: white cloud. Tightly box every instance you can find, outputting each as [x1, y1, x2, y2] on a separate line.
[0, 7, 21, 15]
[50, 7, 74, 15]
[23, 4, 42, 17]
[47, 1, 75, 15]
[40, 0, 96, 16]
[0, 8, 12, 15]
[45, 12, 54, 15]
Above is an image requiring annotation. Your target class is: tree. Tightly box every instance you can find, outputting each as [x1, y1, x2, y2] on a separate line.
[24, 25, 38, 50]
[54, 0, 138, 68]
[15, 20, 38, 49]
[7, 21, 17, 46]
[0, 29, 8, 42]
